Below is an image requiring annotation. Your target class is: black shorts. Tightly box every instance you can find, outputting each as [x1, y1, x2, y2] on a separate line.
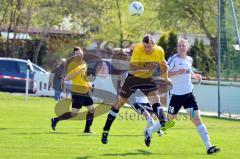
[120, 74, 157, 98]
[168, 92, 199, 115]
[71, 92, 94, 109]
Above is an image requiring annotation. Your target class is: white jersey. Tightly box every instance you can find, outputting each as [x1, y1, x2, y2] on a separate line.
[167, 54, 193, 95]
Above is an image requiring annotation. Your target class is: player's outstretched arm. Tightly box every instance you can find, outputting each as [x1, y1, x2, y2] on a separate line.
[129, 64, 149, 74]
[191, 72, 202, 81]
[168, 68, 186, 77]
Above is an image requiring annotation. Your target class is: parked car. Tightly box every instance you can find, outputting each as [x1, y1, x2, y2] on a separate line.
[0, 57, 49, 93]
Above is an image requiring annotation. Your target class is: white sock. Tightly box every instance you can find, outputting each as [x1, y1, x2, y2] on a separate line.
[146, 117, 156, 127]
[148, 121, 162, 136]
[196, 123, 212, 150]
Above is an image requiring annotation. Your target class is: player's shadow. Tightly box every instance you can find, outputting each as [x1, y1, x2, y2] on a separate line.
[102, 149, 153, 157]
[110, 134, 143, 137]
[77, 133, 144, 137]
[11, 132, 73, 135]
[0, 128, 9, 130]
[76, 156, 92, 159]
[75, 150, 153, 159]
[77, 134, 142, 137]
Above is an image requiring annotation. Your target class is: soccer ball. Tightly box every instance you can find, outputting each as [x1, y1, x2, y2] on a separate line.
[129, 1, 144, 16]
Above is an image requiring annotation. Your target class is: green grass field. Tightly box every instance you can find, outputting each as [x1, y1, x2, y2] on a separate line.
[0, 92, 240, 159]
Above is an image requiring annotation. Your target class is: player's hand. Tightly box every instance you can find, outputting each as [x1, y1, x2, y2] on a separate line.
[144, 62, 158, 70]
[165, 78, 172, 85]
[154, 77, 172, 94]
[64, 76, 70, 81]
[177, 68, 187, 75]
[194, 74, 202, 81]
[88, 82, 94, 92]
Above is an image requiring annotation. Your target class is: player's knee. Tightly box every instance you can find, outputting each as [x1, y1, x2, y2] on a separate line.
[148, 96, 159, 104]
[71, 112, 78, 117]
[114, 96, 127, 109]
[191, 112, 201, 126]
[192, 117, 201, 126]
[71, 108, 80, 115]
[87, 105, 94, 113]
[88, 108, 95, 114]
[147, 91, 159, 104]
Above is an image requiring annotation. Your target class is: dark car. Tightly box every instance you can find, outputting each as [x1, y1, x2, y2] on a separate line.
[0, 57, 48, 93]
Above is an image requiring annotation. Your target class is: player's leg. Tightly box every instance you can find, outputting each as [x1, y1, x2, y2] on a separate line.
[132, 102, 155, 127]
[132, 102, 163, 137]
[51, 93, 81, 131]
[144, 94, 180, 145]
[101, 95, 127, 144]
[84, 95, 95, 133]
[143, 110, 155, 128]
[143, 91, 174, 146]
[57, 90, 61, 101]
[51, 108, 79, 131]
[147, 91, 175, 131]
[185, 93, 220, 154]
[188, 109, 220, 154]
[137, 103, 164, 136]
[101, 74, 134, 144]
[149, 113, 164, 136]
[84, 105, 94, 133]
[167, 94, 181, 121]
[54, 90, 58, 101]
[142, 108, 164, 137]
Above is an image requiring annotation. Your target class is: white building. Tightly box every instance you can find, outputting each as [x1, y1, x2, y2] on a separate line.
[153, 32, 211, 46]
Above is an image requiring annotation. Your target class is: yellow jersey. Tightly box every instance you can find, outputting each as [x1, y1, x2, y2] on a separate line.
[130, 44, 165, 78]
[67, 59, 90, 94]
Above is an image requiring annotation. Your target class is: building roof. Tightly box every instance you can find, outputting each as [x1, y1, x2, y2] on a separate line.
[0, 26, 80, 36]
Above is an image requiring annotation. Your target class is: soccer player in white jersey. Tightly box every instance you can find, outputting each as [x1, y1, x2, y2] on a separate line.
[167, 38, 220, 154]
[133, 95, 163, 136]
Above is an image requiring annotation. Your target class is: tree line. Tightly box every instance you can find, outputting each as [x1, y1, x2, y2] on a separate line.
[0, 0, 239, 78]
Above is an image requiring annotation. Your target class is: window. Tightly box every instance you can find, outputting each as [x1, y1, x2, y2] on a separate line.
[17, 62, 28, 74]
[0, 60, 17, 73]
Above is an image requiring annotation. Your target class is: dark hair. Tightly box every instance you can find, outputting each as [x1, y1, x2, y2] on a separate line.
[142, 34, 155, 44]
[73, 46, 81, 52]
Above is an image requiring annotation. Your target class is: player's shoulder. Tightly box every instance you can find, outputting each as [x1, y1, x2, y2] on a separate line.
[81, 60, 87, 65]
[133, 43, 144, 51]
[186, 55, 193, 60]
[186, 56, 193, 63]
[154, 45, 164, 53]
[66, 56, 75, 64]
[67, 59, 75, 69]
[168, 53, 179, 63]
[69, 58, 78, 65]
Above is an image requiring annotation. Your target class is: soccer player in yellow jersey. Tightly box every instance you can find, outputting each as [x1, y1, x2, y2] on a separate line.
[101, 34, 175, 146]
[51, 47, 95, 133]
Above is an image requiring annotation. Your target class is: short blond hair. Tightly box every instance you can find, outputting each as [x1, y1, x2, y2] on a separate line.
[178, 38, 189, 50]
